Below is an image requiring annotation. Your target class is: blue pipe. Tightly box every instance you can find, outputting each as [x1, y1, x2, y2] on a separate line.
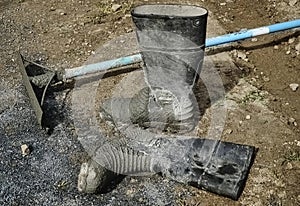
[206, 19, 300, 47]
[64, 19, 300, 79]
[64, 54, 142, 79]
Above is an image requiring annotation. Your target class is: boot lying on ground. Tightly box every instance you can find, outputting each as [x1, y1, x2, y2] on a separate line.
[78, 125, 256, 200]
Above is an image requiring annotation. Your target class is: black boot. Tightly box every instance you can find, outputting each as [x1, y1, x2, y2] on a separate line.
[131, 4, 208, 133]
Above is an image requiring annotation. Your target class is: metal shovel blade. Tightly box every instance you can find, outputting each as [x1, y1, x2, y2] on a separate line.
[16, 52, 55, 127]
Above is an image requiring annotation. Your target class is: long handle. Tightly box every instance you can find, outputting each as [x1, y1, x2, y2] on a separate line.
[64, 19, 300, 80]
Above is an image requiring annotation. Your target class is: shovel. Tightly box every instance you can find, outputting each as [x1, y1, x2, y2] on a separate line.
[17, 19, 300, 127]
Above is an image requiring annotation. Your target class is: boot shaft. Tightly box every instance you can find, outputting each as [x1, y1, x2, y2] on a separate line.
[132, 5, 208, 90]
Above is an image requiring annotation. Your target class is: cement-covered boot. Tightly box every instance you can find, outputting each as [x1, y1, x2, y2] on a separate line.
[101, 5, 208, 133]
[131, 4, 208, 133]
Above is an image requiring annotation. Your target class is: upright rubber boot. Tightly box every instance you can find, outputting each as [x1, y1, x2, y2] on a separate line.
[131, 5, 208, 133]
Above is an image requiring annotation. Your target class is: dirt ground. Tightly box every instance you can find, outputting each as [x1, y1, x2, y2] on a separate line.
[0, 0, 299, 205]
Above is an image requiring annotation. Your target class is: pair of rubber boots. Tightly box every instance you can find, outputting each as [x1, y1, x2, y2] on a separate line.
[97, 5, 255, 200]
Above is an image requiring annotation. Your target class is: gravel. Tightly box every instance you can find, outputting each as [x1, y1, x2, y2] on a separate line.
[0, 85, 181, 205]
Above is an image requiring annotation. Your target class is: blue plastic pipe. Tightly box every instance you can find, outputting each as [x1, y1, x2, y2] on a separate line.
[64, 54, 142, 79]
[206, 19, 300, 47]
[64, 19, 300, 79]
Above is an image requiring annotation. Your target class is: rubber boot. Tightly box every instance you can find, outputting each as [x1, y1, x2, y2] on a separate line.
[131, 4, 208, 133]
